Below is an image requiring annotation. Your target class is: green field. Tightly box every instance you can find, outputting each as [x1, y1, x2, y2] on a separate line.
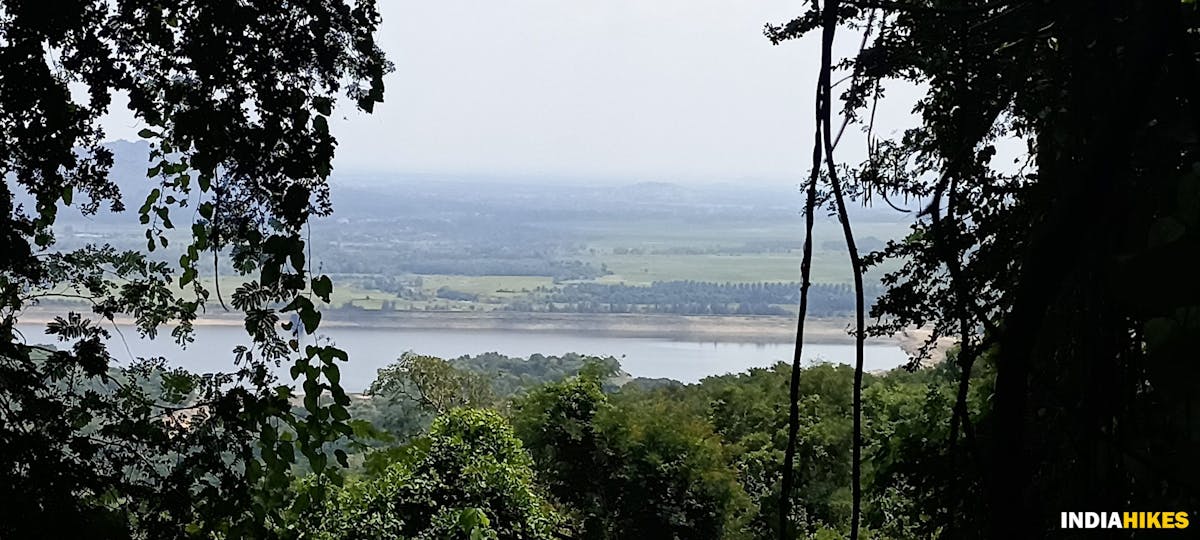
[44, 199, 910, 316]
[592, 253, 803, 284]
[571, 218, 907, 285]
[571, 219, 907, 250]
[188, 217, 905, 312]
[592, 250, 897, 285]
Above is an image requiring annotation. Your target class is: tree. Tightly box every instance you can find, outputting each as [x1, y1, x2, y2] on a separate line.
[603, 359, 987, 539]
[688, 363, 857, 538]
[370, 353, 498, 416]
[511, 371, 753, 539]
[361, 353, 498, 441]
[769, 0, 1200, 536]
[0, 0, 388, 536]
[294, 408, 562, 540]
[510, 372, 610, 534]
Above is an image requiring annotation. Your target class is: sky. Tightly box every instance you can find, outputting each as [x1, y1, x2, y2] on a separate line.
[100, 0, 920, 185]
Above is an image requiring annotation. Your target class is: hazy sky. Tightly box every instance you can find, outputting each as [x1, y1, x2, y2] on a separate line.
[100, 0, 918, 185]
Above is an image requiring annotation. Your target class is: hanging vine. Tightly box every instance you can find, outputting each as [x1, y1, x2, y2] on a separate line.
[773, 0, 871, 537]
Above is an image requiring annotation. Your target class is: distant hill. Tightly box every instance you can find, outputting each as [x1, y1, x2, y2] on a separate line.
[31, 138, 913, 231]
[105, 139, 155, 207]
[11, 140, 154, 226]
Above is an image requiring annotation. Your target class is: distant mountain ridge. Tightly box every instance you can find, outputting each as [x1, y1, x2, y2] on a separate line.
[30, 139, 912, 227]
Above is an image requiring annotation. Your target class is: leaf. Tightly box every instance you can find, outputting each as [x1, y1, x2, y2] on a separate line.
[138, 128, 157, 139]
[292, 491, 310, 513]
[260, 263, 280, 286]
[303, 381, 319, 414]
[1148, 216, 1186, 247]
[179, 267, 196, 287]
[323, 364, 341, 387]
[309, 452, 326, 474]
[314, 97, 333, 116]
[139, 189, 160, 214]
[312, 275, 333, 303]
[299, 305, 322, 334]
[330, 403, 349, 422]
[278, 441, 295, 464]
[349, 419, 375, 438]
[331, 386, 351, 407]
[191, 223, 208, 250]
[290, 249, 306, 273]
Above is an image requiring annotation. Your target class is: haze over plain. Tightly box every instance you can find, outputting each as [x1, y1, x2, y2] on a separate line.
[96, 0, 921, 186]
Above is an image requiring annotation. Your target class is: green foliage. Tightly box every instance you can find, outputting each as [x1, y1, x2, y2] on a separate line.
[510, 373, 610, 526]
[362, 353, 498, 441]
[451, 352, 622, 397]
[293, 408, 561, 540]
[356, 352, 622, 440]
[0, 0, 387, 536]
[606, 360, 991, 539]
[665, 363, 859, 538]
[337, 350, 990, 539]
[304, 352, 990, 539]
[372, 353, 498, 415]
[512, 371, 753, 539]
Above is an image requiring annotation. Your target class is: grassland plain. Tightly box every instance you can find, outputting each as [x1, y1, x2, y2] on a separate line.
[569, 217, 908, 248]
[37, 251, 903, 323]
[590, 251, 859, 284]
[41, 204, 913, 342]
[573, 218, 907, 285]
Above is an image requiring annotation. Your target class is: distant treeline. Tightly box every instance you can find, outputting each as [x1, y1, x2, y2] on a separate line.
[503, 280, 880, 316]
[360, 275, 425, 299]
[435, 287, 478, 302]
[319, 251, 607, 280]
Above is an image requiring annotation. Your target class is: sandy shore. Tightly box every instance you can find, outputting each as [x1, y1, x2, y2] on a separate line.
[18, 308, 951, 356]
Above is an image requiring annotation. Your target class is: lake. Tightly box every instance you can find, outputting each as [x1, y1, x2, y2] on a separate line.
[18, 324, 909, 392]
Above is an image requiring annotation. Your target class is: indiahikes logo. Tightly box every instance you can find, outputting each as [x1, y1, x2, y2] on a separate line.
[1061, 512, 1190, 529]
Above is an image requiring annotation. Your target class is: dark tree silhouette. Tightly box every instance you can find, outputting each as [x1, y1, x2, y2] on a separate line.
[0, 1, 388, 536]
[771, 0, 1200, 537]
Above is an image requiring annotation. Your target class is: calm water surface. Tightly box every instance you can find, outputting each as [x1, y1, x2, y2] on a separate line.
[19, 324, 908, 392]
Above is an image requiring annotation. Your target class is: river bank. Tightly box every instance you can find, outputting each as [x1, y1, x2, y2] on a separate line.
[19, 308, 860, 343]
[19, 308, 952, 362]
